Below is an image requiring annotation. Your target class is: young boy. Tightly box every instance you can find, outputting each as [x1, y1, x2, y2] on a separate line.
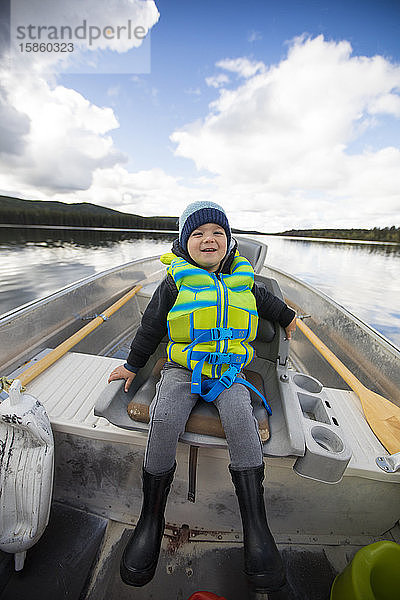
[108, 201, 296, 596]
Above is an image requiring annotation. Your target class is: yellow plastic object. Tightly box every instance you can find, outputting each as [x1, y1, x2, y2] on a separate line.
[330, 541, 400, 600]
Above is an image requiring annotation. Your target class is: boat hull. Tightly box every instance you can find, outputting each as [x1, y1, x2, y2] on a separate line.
[51, 429, 400, 543]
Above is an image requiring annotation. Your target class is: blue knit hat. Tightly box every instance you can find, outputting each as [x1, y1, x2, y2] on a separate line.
[179, 201, 231, 252]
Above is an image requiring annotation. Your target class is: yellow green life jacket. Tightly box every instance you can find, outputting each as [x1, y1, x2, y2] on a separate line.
[160, 251, 271, 412]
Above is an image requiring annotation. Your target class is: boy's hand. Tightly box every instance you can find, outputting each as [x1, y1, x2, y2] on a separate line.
[108, 365, 136, 392]
[285, 317, 297, 340]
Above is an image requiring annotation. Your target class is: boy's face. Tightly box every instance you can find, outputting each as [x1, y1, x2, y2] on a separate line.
[187, 222, 228, 272]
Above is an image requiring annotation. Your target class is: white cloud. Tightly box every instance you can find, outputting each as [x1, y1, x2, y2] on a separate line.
[0, 0, 159, 195]
[205, 74, 230, 88]
[0, 84, 31, 156]
[0, 68, 124, 193]
[171, 35, 400, 230]
[0, 159, 206, 220]
[47, 165, 206, 219]
[368, 93, 400, 116]
[216, 57, 265, 78]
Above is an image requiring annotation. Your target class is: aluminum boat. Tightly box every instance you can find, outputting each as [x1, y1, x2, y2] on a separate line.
[1, 237, 399, 600]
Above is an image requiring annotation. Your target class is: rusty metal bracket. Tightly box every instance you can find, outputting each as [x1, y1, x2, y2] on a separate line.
[188, 445, 198, 502]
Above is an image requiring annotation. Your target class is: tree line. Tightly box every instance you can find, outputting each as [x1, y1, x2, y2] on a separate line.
[279, 227, 400, 243]
[0, 196, 398, 242]
[0, 196, 178, 231]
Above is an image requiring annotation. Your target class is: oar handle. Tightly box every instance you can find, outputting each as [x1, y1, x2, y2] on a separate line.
[296, 318, 365, 395]
[19, 284, 142, 386]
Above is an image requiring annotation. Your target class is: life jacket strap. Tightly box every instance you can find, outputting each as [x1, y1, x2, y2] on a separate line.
[237, 379, 273, 415]
[183, 327, 248, 352]
[190, 350, 245, 365]
[190, 356, 272, 415]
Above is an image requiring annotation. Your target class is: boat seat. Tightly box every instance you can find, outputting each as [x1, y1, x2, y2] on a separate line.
[95, 304, 288, 449]
[127, 357, 270, 442]
[124, 300, 284, 444]
[235, 236, 267, 274]
[96, 271, 297, 452]
[96, 269, 291, 449]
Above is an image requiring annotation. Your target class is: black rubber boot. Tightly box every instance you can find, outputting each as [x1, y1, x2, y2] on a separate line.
[229, 463, 287, 594]
[120, 463, 176, 586]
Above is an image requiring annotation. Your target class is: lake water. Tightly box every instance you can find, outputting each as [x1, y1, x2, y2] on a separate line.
[1, 225, 399, 348]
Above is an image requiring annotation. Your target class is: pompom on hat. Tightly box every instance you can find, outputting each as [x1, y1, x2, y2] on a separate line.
[179, 201, 231, 252]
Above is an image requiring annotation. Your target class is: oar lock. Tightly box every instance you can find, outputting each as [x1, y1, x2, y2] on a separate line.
[81, 313, 109, 322]
[376, 452, 400, 473]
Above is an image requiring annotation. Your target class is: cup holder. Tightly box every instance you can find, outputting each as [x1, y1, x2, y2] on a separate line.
[293, 374, 323, 394]
[294, 423, 351, 483]
[311, 426, 344, 454]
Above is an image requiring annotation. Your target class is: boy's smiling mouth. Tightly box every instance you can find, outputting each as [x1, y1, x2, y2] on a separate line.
[187, 223, 227, 272]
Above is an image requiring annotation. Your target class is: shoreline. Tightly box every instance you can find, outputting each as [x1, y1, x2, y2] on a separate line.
[1, 223, 399, 246]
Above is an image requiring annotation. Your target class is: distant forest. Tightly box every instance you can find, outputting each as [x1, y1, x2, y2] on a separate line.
[279, 227, 400, 243]
[0, 195, 399, 242]
[0, 195, 178, 231]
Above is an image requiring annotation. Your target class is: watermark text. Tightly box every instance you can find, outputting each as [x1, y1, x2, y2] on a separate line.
[15, 20, 147, 46]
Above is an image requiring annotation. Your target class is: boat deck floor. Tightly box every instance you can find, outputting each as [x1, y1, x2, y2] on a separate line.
[2, 499, 400, 600]
[0, 501, 347, 600]
[2, 500, 399, 600]
[0, 502, 107, 600]
[99, 532, 338, 600]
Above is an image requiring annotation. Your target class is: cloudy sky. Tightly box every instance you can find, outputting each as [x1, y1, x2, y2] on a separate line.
[0, 0, 399, 232]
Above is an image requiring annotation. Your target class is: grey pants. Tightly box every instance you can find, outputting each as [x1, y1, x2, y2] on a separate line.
[144, 363, 263, 474]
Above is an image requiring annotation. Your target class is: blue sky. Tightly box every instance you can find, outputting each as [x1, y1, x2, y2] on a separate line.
[1, 0, 399, 232]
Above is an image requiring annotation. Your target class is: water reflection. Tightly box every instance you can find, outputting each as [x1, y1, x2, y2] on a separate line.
[252, 235, 400, 348]
[0, 226, 175, 316]
[268, 235, 400, 257]
[0, 225, 176, 248]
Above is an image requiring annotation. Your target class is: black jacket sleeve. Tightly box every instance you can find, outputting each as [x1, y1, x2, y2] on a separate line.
[253, 282, 295, 328]
[126, 275, 177, 371]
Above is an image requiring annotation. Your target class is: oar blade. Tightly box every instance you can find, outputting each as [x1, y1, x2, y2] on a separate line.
[360, 387, 400, 455]
[296, 317, 400, 455]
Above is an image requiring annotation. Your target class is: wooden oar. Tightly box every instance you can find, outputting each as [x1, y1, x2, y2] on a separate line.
[296, 317, 400, 454]
[17, 284, 142, 387]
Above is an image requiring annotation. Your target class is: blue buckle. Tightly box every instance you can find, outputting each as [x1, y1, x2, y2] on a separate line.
[210, 327, 233, 341]
[208, 352, 231, 364]
[219, 368, 238, 388]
